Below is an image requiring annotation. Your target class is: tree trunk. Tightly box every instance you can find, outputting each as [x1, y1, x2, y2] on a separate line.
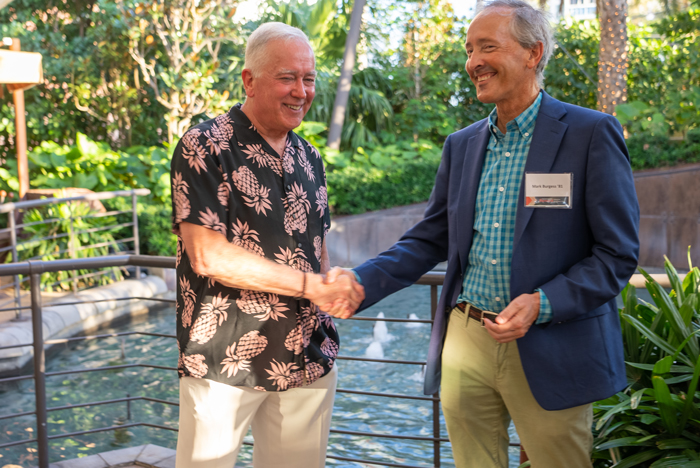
[327, 0, 367, 150]
[597, 0, 628, 115]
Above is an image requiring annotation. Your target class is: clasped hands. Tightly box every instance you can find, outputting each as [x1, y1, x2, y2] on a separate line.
[305, 267, 364, 319]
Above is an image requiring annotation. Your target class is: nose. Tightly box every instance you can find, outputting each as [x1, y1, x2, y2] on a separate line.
[466, 52, 482, 75]
[291, 78, 306, 98]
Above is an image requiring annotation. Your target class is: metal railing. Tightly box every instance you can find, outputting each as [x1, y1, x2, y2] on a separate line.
[0, 255, 514, 468]
[0, 189, 149, 319]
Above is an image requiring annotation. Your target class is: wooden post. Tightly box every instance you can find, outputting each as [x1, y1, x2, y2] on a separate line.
[10, 38, 29, 200]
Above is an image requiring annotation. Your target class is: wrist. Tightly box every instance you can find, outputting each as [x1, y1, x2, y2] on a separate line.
[303, 273, 322, 301]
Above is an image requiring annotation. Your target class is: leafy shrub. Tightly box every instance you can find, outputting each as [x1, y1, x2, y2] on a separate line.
[592, 256, 700, 467]
[327, 159, 439, 215]
[627, 130, 700, 171]
[10, 201, 124, 290]
[0, 133, 173, 204]
[138, 205, 177, 257]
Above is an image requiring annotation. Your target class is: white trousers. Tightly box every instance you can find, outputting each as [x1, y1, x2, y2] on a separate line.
[175, 365, 338, 468]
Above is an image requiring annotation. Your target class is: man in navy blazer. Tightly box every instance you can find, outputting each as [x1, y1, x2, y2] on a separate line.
[325, 0, 639, 466]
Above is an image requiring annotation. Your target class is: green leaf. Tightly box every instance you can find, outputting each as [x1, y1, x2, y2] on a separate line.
[679, 354, 700, 430]
[610, 449, 662, 468]
[596, 436, 655, 450]
[652, 375, 679, 435]
[640, 414, 661, 425]
[654, 356, 674, 375]
[656, 438, 699, 450]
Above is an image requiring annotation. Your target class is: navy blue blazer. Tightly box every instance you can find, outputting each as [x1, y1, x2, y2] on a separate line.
[354, 92, 640, 411]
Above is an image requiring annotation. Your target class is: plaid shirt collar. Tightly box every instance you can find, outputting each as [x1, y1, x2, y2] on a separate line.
[487, 91, 543, 140]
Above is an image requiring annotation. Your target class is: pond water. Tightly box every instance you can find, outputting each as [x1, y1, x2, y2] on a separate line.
[0, 284, 521, 467]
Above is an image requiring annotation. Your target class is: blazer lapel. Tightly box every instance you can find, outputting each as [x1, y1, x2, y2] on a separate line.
[513, 94, 568, 252]
[457, 122, 490, 271]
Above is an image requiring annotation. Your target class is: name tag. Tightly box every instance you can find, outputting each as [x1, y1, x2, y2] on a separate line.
[524, 173, 573, 209]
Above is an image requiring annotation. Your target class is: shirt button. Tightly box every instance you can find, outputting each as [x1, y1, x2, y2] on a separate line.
[286, 184, 291, 191]
[494, 222, 500, 228]
[498, 187, 505, 192]
[495, 297, 501, 302]
[491, 259, 497, 265]
[505, 152, 511, 157]
[524, 132, 529, 137]
[298, 242, 303, 248]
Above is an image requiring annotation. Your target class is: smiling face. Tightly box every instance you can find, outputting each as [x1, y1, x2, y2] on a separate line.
[241, 38, 316, 140]
[465, 8, 539, 108]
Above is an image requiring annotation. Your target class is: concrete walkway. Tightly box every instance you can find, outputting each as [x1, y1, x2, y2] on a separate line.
[47, 444, 175, 468]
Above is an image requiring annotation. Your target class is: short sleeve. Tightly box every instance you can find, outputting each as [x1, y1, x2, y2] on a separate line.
[170, 128, 229, 238]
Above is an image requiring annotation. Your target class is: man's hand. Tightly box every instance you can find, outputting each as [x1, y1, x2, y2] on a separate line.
[483, 292, 540, 343]
[318, 267, 365, 319]
[305, 268, 364, 319]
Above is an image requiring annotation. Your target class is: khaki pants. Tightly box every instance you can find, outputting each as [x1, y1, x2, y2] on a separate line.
[176, 365, 337, 468]
[441, 307, 593, 468]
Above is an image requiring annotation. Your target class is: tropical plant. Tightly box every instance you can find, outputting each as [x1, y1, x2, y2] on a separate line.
[591, 255, 700, 467]
[12, 201, 125, 290]
[0, 133, 173, 204]
[119, 0, 244, 143]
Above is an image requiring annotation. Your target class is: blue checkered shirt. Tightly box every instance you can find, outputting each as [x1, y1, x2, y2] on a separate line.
[457, 92, 553, 324]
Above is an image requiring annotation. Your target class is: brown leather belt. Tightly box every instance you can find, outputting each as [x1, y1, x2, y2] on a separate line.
[456, 302, 499, 324]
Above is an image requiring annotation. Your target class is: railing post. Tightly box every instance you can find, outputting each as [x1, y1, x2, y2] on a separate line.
[29, 266, 49, 467]
[9, 207, 22, 320]
[430, 284, 441, 468]
[68, 204, 77, 293]
[131, 192, 141, 280]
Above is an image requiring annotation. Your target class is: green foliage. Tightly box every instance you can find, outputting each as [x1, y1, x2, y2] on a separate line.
[11, 201, 124, 290]
[626, 128, 700, 170]
[0, 133, 173, 204]
[326, 158, 439, 215]
[592, 255, 700, 467]
[138, 204, 177, 257]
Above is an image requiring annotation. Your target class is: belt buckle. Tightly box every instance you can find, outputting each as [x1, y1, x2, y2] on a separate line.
[480, 311, 499, 327]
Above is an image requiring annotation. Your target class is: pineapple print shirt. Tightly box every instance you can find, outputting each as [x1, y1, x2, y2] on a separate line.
[171, 103, 339, 392]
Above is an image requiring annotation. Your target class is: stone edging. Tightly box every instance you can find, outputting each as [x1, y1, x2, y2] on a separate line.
[0, 276, 170, 376]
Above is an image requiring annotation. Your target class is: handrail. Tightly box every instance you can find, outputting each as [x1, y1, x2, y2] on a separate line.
[0, 189, 152, 319]
[0, 188, 150, 213]
[0, 254, 451, 468]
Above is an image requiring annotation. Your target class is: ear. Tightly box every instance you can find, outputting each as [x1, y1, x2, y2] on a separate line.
[527, 41, 544, 70]
[241, 69, 255, 97]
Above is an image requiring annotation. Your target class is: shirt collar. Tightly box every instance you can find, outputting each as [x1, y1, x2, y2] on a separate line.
[488, 91, 543, 139]
[228, 103, 303, 149]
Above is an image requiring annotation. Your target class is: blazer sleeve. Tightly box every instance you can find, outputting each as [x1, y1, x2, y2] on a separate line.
[540, 115, 640, 323]
[353, 135, 454, 310]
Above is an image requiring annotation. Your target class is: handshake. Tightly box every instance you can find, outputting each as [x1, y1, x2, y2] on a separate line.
[305, 267, 365, 319]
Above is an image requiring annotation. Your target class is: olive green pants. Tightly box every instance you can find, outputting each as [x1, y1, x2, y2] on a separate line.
[440, 306, 593, 468]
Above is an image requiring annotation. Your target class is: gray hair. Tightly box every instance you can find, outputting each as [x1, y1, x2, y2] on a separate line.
[475, 0, 554, 88]
[244, 22, 314, 76]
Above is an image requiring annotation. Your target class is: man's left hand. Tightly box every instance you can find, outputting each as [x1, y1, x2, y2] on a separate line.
[483, 292, 540, 343]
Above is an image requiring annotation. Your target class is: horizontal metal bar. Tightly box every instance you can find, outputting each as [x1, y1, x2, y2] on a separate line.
[15, 231, 70, 249]
[0, 189, 151, 213]
[47, 395, 179, 413]
[337, 356, 426, 366]
[0, 410, 35, 421]
[337, 388, 438, 402]
[46, 421, 172, 441]
[14, 217, 63, 229]
[0, 374, 34, 384]
[74, 239, 124, 251]
[80, 210, 132, 219]
[415, 271, 445, 286]
[46, 330, 176, 345]
[0, 341, 33, 351]
[73, 222, 134, 236]
[0, 305, 31, 313]
[46, 363, 178, 377]
[0, 437, 37, 449]
[330, 428, 449, 443]
[326, 454, 434, 468]
[349, 316, 433, 324]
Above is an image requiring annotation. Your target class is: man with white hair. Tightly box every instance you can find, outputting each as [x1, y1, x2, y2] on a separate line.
[171, 22, 363, 468]
[328, 0, 639, 466]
